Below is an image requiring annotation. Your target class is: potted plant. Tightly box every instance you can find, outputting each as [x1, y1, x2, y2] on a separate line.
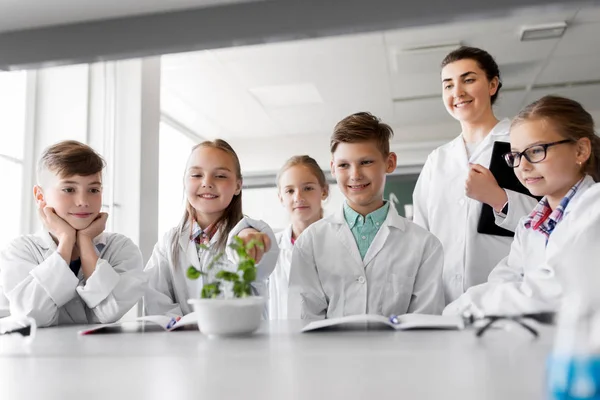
[186, 237, 266, 337]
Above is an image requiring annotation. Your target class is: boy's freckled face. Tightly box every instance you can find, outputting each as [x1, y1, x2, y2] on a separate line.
[37, 170, 103, 230]
[331, 141, 396, 215]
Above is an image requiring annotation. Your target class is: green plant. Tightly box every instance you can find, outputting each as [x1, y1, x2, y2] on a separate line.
[186, 236, 264, 299]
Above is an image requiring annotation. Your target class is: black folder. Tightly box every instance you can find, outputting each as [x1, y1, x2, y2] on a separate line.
[477, 141, 539, 237]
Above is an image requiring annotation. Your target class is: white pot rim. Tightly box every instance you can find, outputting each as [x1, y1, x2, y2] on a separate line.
[187, 296, 265, 307]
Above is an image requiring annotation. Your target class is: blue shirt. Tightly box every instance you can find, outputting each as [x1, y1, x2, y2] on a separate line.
[343, 201, 390, 259]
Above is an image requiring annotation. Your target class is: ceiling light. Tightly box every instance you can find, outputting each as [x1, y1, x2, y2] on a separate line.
[520, 21, 567, 41]
[400, 42, 462, 54]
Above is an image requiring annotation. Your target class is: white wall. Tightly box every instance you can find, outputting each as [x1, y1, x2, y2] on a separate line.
[227, 121, 458, 174]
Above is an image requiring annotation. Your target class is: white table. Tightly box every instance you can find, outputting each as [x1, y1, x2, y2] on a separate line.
[0, 320, 554, 400]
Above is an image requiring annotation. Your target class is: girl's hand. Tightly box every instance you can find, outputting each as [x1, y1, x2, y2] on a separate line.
[465, 164, 507, 211]
[237, 228, 271, 263]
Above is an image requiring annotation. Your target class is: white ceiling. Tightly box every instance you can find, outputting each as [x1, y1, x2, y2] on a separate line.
[0, 0, 259, 33]
[161, 2, 600, 151]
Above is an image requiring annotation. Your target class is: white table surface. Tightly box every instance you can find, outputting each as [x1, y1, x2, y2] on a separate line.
[0, 320, 554, 400]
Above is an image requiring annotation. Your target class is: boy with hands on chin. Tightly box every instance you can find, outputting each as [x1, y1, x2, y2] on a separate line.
[0, 140, 147, 327]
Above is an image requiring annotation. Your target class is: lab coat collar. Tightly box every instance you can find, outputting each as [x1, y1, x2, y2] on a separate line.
[278, 225, 294, 250]
[178, 221, 193, 251]
[451, 118, 510, 149]
[178, 219, 223, 252]
[489, 118, 511, 136]
[523, 174, 596, 229]
[330, 201, 406, 232]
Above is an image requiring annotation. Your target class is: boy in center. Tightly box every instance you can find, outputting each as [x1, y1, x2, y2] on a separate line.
[289, 112, 444, 319]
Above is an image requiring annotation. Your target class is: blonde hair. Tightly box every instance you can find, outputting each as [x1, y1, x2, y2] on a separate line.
[171, 139, 244, 267]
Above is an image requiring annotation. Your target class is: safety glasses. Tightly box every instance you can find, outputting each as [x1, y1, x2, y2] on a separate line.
[463, 312, 555, 338]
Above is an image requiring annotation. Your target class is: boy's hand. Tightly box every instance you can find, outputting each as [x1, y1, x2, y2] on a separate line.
[237, 228, 271, 263]
[465, 164, 507, 211]
[38, 202, 76, 242]
[76, 213, 108, 279]
[77, 212, 108, 240]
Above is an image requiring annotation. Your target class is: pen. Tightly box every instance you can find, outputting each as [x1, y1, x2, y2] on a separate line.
[166, 317, 180, 330]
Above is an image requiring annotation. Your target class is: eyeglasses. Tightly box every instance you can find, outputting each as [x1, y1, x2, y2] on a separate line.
[463, 312, 555, 338]
[503, 139, 574, 168]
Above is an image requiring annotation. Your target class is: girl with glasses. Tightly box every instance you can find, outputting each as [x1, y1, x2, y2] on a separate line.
[444, 95, 600, 318]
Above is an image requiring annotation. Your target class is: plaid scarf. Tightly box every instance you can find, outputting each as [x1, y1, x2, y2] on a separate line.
[524, 177, 585, 239]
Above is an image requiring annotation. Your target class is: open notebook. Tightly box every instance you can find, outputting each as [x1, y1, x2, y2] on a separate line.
[301, 314, 464, 332]
[79, 312, 198, 335]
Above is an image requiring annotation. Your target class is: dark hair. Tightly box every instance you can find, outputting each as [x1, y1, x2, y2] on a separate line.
[441, 46, 503, 105]
[511, 95, 600, 182]
[38, 140, 105, 182]
[171, 139, 244, 267]
[330, 112, 394, 156]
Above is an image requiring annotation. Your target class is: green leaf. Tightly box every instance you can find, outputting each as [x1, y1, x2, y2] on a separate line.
[187, 266, 202, 280]
[237, 259, 255, 272]
[242, 268, 256, 283]
[233, 281, 252, 298]
[245, 238, 264, 252]
[200, 235, 260, 298]
[196, 243, 210, 251]
[201, 282, 221, 299]
[215, 270, 240, 282]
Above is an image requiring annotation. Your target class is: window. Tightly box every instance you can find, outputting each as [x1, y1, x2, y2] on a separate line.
[0, 71, 28, 249]
[158, 121, 197, 238]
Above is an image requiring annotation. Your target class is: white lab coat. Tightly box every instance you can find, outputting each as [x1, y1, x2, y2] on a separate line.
[288, 203, 445, 320]
[0, 230, 147, 327]
[143, 216, 279, 317]
[413, 118, 539, 304]
[268, 225, 293, 320]
[545, 181, 600, 321]
[443, 175, 596, 317]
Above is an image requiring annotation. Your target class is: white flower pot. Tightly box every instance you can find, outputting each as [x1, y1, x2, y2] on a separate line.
[187, 297, 266, 337]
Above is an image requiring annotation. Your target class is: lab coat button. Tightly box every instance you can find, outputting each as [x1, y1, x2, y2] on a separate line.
[357, 276, 366, 284]
[459, 199, 465, 206]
